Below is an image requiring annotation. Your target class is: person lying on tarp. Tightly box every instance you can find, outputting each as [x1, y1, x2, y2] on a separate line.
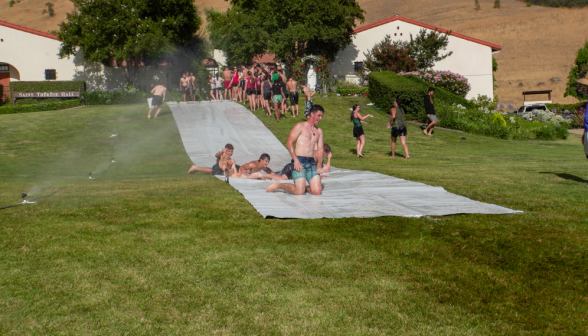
[238, 154, 274, 175]
[268, 143, 332, 181]
[188, 143, 240, 175]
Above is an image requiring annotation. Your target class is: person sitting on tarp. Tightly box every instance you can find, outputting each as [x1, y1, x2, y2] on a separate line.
[187, 143, 240, 175]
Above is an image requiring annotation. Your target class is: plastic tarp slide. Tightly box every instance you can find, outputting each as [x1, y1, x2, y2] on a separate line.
[169, 101, 521, 219]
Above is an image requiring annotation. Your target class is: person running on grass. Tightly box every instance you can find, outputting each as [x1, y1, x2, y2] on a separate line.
[388, 98, 410, 159]
[351, 104, 373, 157]
[187, 144, 240, 175]
[287, 75, 299, 117]
[424, 87, 437, 136]
[272, 77, 286, 122]
[267, 105, 325, 195]
[148, 80, 166, 119]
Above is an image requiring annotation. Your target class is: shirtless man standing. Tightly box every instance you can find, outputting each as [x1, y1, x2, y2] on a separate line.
[188, 72, 196, 101]
[148, 80, 167, 119]
[188, 144, 239, 175]
[222, 67, 233, 100]
[180, 73, 190, 102]
[286, 76, 299, 117]
[267, 105, 325, 195]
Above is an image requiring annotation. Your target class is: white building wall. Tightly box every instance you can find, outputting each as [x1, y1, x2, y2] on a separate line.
[331, 20, 495, 99]
[0, 25, 76, 82]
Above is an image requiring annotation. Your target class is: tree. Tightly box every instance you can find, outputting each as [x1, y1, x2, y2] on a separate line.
[564, 41, 588, 100]
[56, 0, 202, 87]
[363, 35, 417, 74]
[408, 29, 453, 70]
[206, 0, 365, 70]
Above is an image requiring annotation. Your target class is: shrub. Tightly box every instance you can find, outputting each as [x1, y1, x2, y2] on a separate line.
[9, 81, 86, 93]
[523, 0, 588, 8]
[0, 100, 81, 115]
[565, 41, 588, 100]
[337, 88, 369, 96]
[82, 89, 186, 105]
[492, 113, 507, 127]
[398, 70, 471, 97]
[369, 72, 472, 121]
[364, 36, 417, 73]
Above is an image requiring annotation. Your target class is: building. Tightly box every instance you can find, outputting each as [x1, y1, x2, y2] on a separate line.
[330, 15, 502, 99]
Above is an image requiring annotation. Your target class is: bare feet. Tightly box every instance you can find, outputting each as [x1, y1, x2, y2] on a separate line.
[423, 129, 427, 135]
[188, 165, 199, 174]
[390, 155, 394, 158]
[266, 181, 281, 192]
[405, 156, 410, 159]
[357, 154, 364, 158]
[148, 115, 151, 119]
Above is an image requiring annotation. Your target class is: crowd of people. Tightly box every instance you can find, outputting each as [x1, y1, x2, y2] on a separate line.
[208, 64, 316, 122]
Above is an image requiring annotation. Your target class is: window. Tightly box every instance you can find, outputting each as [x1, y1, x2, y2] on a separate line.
[45, 69, 56, 80]
[354, 62, 363, 71]
[0, 65, 8, 72]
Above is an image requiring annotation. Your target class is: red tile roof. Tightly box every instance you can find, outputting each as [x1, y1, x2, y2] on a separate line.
[0, 19, 58, 40]
[253, 54, 276, 63]
[353, 15, 501, 51]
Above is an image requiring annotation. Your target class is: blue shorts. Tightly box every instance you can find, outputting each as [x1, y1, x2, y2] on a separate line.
[292, 156, 318, 181]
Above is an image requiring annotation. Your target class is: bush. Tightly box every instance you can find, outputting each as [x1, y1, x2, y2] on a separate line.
[523, 0, 588, 8]
[82, 89, 186, 105]
[9, 81, 85, 93]
[398, 70, 471, 97]
[564, 41, 588, 100]
[336, 88, 369, 96]
[369, 72, 472, 121]
[436, 102, 569, 140]
[0, 100, 81, 115]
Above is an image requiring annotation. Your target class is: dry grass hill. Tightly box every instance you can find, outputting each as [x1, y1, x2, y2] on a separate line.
[1, 0, 587, 104]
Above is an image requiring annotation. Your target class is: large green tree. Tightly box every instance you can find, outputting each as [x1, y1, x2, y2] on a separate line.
[206, 0, 365, 69]
[564, 41, 588, 100]
[56, 0, 202, 86]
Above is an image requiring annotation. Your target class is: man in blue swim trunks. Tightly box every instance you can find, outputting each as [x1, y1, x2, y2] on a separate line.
[267, 105, 325, 195]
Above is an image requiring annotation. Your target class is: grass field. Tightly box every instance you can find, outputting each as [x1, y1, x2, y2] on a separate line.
[1, 98, 587, 334]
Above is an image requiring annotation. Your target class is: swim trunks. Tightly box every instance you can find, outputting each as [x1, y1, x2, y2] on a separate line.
[289, 91, 299, 105]
[291, 156, 318, 181]
[240, 79, 245, 89]
[211, 163, 223, 175]
[429, 115, 438, 122]
[304, 99, 313, 116]
[391, 126, 407, 138]
[224, 81, 231, 90]
[273, 94, 283, 104]
[353, 126, 364, 137]
[152, 95, 163, 106]
[182, 86, 189, 95]
[188, 85, 194, 93]
[279, 161, 294, 179]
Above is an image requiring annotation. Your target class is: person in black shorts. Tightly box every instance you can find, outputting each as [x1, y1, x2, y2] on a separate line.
[262, 73, 272, 116]
[350, 104, 373, 157]
[388, 98, 410, 159]
[148, 80, 167, 119]
[188, 144, 240, 175]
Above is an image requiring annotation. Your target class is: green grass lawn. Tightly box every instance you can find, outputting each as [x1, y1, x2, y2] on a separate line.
[0, 98, 586, 335]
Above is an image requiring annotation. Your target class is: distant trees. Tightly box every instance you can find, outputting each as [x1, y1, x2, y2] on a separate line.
[206, 0, 365, 70]
[56, 0, 202, 87]
[363, 29, 452, 74]
[564, 41, 588, 100]
[42, 2, 55, 17]
[523, 0, 588, 8]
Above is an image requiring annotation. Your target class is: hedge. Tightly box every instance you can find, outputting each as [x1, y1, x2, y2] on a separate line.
[546, 101, 587, 112]
[0, 100, 82, 115]
[368, 72, 472, 121]
[9, 81, 86, 93]
[336, 88, 369, 95]
[81, 89, 187, 105]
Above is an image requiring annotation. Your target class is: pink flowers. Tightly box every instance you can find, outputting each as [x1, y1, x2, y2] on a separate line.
[398, 70, 471, 97]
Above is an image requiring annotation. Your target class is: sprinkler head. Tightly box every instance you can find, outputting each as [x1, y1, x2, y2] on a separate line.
[111, 157, 116, 163]
[110, 133, 118, 137]
[89, 172, 94, 180]
[21, 193, 27, 200]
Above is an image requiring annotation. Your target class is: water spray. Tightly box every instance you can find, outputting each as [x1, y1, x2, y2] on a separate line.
[0, 190, 58, 210]
[21, 193, 36, 204]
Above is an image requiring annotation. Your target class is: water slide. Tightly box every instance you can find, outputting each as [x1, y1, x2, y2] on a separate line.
[169, 101, 521, 219]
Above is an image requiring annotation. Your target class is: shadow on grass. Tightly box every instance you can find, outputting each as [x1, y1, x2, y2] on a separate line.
[539, 172, 587, 183]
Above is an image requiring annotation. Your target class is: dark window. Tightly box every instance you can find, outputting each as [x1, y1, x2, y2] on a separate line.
[354, 62, 363, 71]
[0, 65, 8, 72]
[45, 69, 56, 80]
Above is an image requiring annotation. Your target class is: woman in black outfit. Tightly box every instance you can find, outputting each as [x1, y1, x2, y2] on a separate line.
[350, 104, 373, 157]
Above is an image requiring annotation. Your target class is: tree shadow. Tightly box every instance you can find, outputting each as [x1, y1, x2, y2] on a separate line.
[539, 172, 587, 183]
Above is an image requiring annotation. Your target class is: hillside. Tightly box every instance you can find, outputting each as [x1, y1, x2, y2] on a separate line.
[1, 0, 587, 104]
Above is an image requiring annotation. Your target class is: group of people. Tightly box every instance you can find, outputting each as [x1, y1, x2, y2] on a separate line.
[188, 105, 330, 195]
[350, 87, 439, 159]
[208, 64, 316, 122]
[180, 72, 197, 102]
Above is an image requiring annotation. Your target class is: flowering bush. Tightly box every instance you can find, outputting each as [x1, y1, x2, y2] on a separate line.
[521, 109, 573, 127]
[398, 70, 471, 97]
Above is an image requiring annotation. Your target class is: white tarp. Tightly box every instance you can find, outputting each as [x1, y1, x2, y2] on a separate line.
[169, 101, 521, 219]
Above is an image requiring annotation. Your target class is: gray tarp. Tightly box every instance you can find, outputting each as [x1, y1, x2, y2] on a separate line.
[169, 101, 521, 219]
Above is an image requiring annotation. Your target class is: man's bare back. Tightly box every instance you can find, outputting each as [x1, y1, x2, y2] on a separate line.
[222, 68, 232, 82]
[151, 85, 166, 96]
[287, 79, 297, 93]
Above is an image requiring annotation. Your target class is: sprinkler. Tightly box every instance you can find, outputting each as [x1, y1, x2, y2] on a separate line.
[21, 193, 36, 204]
[89, 172, 95, 180]
[111, 157, 116, 163]
[110, 132, 118, 137]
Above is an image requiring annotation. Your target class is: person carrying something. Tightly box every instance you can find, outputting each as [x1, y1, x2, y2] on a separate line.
[388, 98, 410, 159]
[351, 104, 373, 158]
[267, 105, 325, 195]
[272, 77, 286, 122]
[424, 87, 437, 136]
[287, 75, 299, 117]
[187, 144, 239, 176]
[180, 73, 190, 102]
[148, 80, 167, 119]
